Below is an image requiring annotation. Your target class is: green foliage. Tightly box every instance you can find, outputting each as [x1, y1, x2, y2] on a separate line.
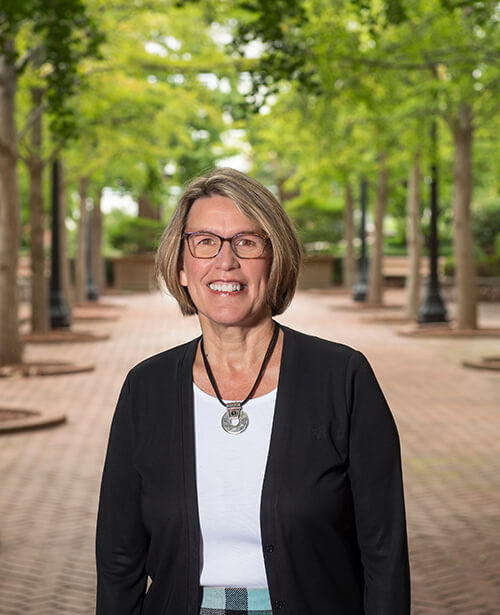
[350, 0, 408, 26]
[386, 228, 407, 252]
[8, 0, 500, 270]
[33, 0, 103, 136]
[495, 233, 500, 257]
[107, 215, 165, 255]
[231, 0, 319, 107]
[473, 201, 500, 255]
[60, 0, 237, 213]
[444, 253, 500, 277]
[444, 203, 500, 275]
[2, 0, 103, 138]
[288, 196, 344, 254]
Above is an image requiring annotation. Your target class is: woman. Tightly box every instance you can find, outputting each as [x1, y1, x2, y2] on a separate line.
[96, 167, 410, 615]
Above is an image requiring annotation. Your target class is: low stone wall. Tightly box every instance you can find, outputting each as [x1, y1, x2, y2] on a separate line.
[441, 277, 500, 302]
[112, 254, 157, 292]
[382, 255, 444, 287]
[298, 255, 335, 289]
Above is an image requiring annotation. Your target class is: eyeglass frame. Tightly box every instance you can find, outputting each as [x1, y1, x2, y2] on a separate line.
[182, 230, 270, 259]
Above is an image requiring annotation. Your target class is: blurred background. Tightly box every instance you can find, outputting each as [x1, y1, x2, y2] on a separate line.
[1, 0, 500, 350]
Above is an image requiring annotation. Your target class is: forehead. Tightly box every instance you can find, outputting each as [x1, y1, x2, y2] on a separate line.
[185, 195, 260, 231]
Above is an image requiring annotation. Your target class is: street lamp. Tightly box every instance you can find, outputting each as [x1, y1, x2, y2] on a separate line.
[49, 159, 71, 328]
[352, 178, 369, 302]
[418, 121, 447, 323]
[86, 208, 99, 301]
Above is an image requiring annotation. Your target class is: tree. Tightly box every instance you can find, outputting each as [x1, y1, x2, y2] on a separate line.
[343, 182, 355, 288]
[228, 1, 405, 303]
[75, 176, 89, 303]
[0, 38, 21, 364]
[368, 152, 388, 304]
[22, 87, 48, 332]
[228, 0, 500, 327]
[405, 152, 422, 319]
[0, 0, 101, 363]
[64, 1, 237, 198]
[40, 0, 239, 308]
[91, 187, 105, 291]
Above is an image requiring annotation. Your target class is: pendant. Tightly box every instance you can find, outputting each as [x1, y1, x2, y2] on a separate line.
[221, 402, 249, 435]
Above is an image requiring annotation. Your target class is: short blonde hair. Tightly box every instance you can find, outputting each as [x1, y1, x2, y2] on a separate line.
[155, 167, 303, 316]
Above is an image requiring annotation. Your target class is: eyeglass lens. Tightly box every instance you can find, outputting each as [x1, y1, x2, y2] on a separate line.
[187, 232, 266, 258]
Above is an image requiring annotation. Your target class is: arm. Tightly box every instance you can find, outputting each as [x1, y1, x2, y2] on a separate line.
[96, 376, 149, 614]
[347, 352, 411, 615]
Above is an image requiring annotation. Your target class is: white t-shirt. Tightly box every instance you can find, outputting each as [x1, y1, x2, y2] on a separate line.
[194, 383, 277, 587]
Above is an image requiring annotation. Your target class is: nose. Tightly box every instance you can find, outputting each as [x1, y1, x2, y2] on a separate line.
[215, 239, 239, 269]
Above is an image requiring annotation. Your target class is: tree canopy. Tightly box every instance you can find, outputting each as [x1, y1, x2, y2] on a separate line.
[2, 0, 500, 367]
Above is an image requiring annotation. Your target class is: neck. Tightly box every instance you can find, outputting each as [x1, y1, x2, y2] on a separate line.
[201, 322, 279, 409]
[199, 317, 275, 370]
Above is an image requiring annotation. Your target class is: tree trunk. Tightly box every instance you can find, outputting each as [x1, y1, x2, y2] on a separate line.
[0, 44, 23, 365]
[75, 176, 88, 303]
[92, 187, 105, 290]
[28, 87, 49, 333]
[59, 159, 74, 309]
[452, 104, 477, 329]
[368, 153, 388, 305]
[405, 153, 422, 320]
[138, 191, 160, 219]
[343, 181, 355, 288]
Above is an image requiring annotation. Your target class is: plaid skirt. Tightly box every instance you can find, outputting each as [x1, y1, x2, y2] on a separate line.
[200, 587, 272, 615]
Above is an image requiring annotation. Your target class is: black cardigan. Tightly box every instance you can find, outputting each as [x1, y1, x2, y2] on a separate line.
[96, 325, 410, 615]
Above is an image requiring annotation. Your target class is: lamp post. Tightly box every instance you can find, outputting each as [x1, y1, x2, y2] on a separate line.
[86, 208, 99, 301]
[418, 121, 447, 323]
[49, 159, 71, 328]
[352, 178, 369, 302]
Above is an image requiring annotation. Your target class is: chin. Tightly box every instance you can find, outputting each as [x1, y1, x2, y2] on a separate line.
[201, 307, 270, 329]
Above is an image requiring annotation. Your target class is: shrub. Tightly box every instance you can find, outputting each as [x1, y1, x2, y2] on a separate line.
[107, 216, 165, 255]
[473, 202, 500, 255]
[444, 254, 500, 277]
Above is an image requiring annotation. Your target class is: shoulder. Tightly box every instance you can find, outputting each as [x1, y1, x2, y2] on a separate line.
[126, 336, 199, 386]
[280, 324, 362, 367]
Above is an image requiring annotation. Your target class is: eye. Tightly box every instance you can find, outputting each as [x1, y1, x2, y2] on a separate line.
[236, 237, 257, 248]
[195, 234, 217, 246]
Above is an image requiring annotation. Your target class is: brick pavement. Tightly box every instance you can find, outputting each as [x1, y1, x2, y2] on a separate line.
[0, 289, 499, 614]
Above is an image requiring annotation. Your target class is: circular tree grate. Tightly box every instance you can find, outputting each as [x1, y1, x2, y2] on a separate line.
[0, 407, 66, 434]
[0, 408, 39, 422]
[22, 330, 110, 344]
[462, 356, 500, 372]
[0, 361, 94, 378]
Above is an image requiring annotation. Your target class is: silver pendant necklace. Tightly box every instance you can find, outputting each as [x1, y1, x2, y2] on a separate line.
[200, 323, 279, 435]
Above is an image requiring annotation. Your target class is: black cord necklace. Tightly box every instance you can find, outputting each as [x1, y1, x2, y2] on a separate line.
[200, 322, 280, 434]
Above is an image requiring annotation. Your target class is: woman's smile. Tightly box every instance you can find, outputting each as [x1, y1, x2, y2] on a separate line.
[208, 280, 246, 293]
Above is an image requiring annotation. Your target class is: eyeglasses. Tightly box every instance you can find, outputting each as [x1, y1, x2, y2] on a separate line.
[183, 231, 270, 259]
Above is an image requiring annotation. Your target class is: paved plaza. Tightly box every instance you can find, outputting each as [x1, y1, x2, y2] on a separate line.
[0, 289, 499, 614]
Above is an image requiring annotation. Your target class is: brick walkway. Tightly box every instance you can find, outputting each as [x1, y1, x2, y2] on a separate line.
[0, 289, 499, 614]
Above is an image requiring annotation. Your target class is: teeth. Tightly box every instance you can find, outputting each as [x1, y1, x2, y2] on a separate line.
[209, 282, 242, 292]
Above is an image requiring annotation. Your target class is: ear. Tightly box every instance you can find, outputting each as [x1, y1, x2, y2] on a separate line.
[179, 267, 188, 287]
[178, 251, 188, 287]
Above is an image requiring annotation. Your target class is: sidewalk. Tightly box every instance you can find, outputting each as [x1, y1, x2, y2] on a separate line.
[0, 289, 499, 614]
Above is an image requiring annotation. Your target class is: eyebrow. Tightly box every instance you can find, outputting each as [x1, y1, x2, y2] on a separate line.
[184, 229, 264, 236]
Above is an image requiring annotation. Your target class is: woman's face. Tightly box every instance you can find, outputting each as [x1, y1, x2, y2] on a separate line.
[179, 195, 272, 329]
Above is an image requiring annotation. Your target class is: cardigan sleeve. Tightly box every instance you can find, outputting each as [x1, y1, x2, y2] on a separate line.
[346, 351, 411, 615]
[96, 376, 149, 614]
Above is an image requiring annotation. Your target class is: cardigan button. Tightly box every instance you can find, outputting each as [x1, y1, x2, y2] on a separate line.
[264, 544, 275, 553]
[273, 600, 284, 609]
